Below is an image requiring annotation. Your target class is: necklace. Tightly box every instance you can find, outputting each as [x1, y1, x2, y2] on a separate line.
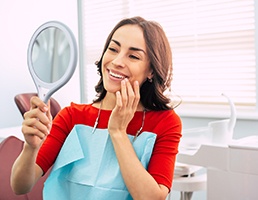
[91, 102, 146, 142]
[133, 109, 146, 142]
[91, 101, 102, 134]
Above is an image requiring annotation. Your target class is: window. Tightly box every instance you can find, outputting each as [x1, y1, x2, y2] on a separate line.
[78, 0, 256, 118]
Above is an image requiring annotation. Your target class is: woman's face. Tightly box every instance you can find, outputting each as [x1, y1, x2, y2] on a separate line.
[101, 24, 153, 93]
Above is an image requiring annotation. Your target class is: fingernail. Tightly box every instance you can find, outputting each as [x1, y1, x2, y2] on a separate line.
[47, 125, 51, 132]
[43, 106, 48, 112]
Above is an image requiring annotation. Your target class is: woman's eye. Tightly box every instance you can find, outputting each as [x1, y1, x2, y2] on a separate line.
[129, 55, 140, 60]
[108, 47, 117, 52]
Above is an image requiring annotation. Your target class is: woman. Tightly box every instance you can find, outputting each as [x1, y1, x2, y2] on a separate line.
[11, 16, 182, 200]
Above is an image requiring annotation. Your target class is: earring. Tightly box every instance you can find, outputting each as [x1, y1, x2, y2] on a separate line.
[147, 78, 153, 83]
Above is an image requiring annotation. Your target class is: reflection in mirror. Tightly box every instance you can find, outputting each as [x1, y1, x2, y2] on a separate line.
[27, 21, 78, 103]
[32, 27, 70, 83]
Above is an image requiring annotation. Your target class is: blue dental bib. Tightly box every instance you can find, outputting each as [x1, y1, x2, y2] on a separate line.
[43, 125, 156, 200]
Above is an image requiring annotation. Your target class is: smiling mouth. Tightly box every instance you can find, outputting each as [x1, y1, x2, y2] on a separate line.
[108, 69, 128, 80]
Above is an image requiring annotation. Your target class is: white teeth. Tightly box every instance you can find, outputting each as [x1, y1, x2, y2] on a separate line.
[109, 70, 125, 79]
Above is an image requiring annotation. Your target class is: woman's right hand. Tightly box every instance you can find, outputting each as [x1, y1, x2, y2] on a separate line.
[21, 96, 52, 150]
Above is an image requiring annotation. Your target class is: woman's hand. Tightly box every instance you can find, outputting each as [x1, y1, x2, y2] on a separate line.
[21, 96, 52, 150]
[108, 78, 140, 135]
[107, 79, 169, 199]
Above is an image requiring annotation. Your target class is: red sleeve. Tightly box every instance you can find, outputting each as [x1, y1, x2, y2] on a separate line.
[146, 110, 182, 190]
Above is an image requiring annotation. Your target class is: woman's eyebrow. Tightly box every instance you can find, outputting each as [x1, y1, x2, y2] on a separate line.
[111, 39, 146, 55]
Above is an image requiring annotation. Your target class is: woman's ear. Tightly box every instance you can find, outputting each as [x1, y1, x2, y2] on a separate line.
[147, 71, 154, 80]
[146, 71, 154, 83]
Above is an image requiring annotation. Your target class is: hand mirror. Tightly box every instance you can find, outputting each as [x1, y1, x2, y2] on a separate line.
[27, 21, 78, 103]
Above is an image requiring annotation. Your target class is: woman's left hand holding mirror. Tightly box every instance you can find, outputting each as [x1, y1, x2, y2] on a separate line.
[22, 96, 52, 149]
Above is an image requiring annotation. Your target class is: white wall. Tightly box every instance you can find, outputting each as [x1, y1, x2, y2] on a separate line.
[0, 0, 80, 128]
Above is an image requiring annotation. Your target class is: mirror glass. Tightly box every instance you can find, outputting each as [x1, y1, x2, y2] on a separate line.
[27, 21, 78, 103]
[32, 27, 70, 83]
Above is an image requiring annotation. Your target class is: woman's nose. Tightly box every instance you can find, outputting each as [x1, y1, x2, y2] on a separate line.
[112, 54, 126, 68]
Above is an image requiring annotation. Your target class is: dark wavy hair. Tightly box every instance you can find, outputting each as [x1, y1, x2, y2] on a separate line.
[93, 16, 173, 111]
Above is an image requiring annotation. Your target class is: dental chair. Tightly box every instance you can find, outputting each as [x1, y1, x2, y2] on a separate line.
[0, 136, 50, 200]
[14, 93, 61, 119]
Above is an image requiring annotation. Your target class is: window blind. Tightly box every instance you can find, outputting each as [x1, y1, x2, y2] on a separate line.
[79, 0, 256, 110]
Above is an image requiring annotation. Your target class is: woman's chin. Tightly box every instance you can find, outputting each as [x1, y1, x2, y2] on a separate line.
[104, 86, 121, 94]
